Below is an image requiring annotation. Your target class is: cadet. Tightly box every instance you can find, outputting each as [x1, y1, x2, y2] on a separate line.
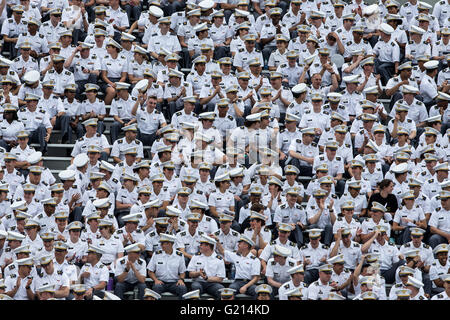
[42, 55, 75, 97]
[265, 245, 297, 297]
[0, 231, 26, 269]
[373, 23, 400, 85]
[307, 263, 334, 300]
[145, 217, 170, 258]
[166, 88, 196, 126]
[15, 18, 48, 57]
[213, 98, 237, 139]
[278, 264, 308, 300]
[114, 243, 147, 300]
[300, 229, 329, 284]
[187, 234, 225, 300]
[40, 8, 66, 44]
[147, 233, 187, 300]
[115, 213, 146, 251]
[261, 223, 301, 264]
[428, 190, 450, 248]
[18, 93, 52, 154]
[328, 227, 362, 270]
[214, 234, 260, 299]
[110, 124, 144, 163]
[361, 225, 405, 284]
[175, 212, 204, 261]
[71, 118, 110, 160]
[35, 254, 70, 300]
[4, 257, 35, 300]
[79, 245, 109, 299]
[233, 34, 264, 72]
[288, 127, 319, 177]
[131, 94, 167, 147]
[431, 274, 450, 300]
[109, 82, 137, 142]
[1, 5, 29, 53]
[213, 213, 240, 253]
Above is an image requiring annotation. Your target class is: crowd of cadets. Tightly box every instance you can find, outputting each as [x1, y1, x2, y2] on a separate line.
[0, 0, 448, 301]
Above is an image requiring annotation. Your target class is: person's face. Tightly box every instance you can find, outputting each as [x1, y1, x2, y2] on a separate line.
[311, 74, 322, 87]
[188, 220, 199, 230]
[298, 31, 309, 43]
[352, 31, 363, 42]
[56, 218, 67, 229]
[50, 13, 61, 24]
[310, 237, 320, 246]
[245, 40, 255, 51]
[319, 270, 332, 282]
[60, 35, 72, 45]
[320, 53, 329, 63]
[160, 241, 173, 252]
[41, 260, 54, 274]
[29, 171, 41, 185]
[85, 123, 97, 135]
[249, 218, 261, 229]
[125, 221, 138, 232]
[437, 251, 448, 264]
[89, 217, 100, 230]
[270, 14, 281, 24]
[69, 229, 81, 239]
[19, 265, 31, 277]
[13, 11, 23, 21]
[220, 221, 232, 231]
[220, 63, 232, 75]
[195, 62, 206, 74]
[146, 98, 157, 111]
[199, 242, 212, 254]
[441, 197, 450, 210]
[278, 230, 290, 241]
[333, 262, 344, 273]
[270, 77, 281, 88]
[159, 21, 170, 32]
[257, 293, 271, 300]
[95, 35, 105, 45]
[25, 226, 37, 237]
[106, 45, 117, 55]
[27, 23, 38, 34]
[43, 239, 54, 249]
[87, 252, 99, 264]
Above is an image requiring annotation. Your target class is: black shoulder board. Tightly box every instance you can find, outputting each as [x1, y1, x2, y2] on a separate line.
[176, 250, 183, 256]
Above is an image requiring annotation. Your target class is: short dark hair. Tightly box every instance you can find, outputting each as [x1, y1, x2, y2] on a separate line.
[378, 179, 393, 190]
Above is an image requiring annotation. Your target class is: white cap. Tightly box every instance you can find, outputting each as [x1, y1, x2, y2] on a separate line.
[73, 153, 89, 167]
[148, 5, 164, 17]
[424, 60, 439, 70]
[379, 23, 394, 35]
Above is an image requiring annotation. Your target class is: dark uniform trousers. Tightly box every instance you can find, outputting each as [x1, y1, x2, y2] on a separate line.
[75, 75, 98, 101]
[70, 206, 85, 223]
[123, 4, 142, 24]
[307, 224, 333, 246]
[191, 280, 225, 300]
[380, 259, 405, 284]
[304, 268, 319, 285]
[429, 234, 447, 248]
[110, 119, 131, 143]
[290, 158, 313, 177]
[374, 58, 395, 86]
[152, 282, 188, 300]
[115, 209, 131, 228]
[29, 125, 48, 153]
[114, 280, 147, 300]
[229, 280, 257, 299]
[137, 130, 157, 159]
[53, 114, 71, 143]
